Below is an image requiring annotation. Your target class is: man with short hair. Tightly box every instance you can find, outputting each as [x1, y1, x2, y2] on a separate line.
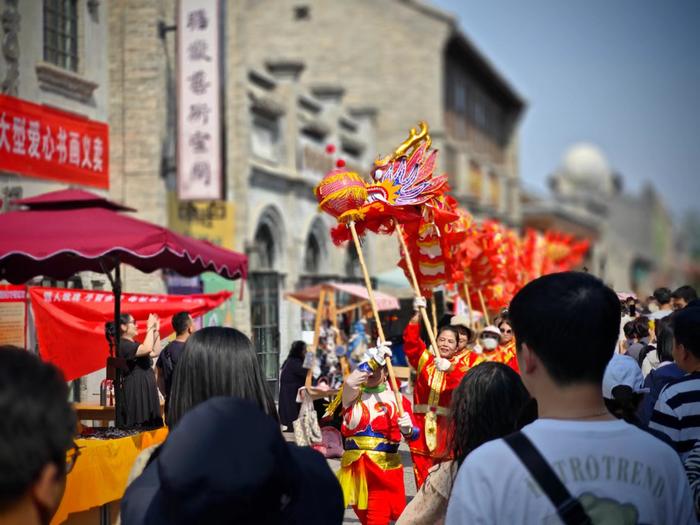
[649, 287, 673, 320]
[650, 306, 700, 459]
[0, 347, 77, 525]
[446, 272, 694, 524]
[672, 285, 698, 311]
[156, 311, 194, 419]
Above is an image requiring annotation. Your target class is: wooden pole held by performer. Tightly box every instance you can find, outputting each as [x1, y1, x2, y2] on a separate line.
[478, 289, 490, 326]
[396, 224, 439, 358]
[349, 221, 404, 415]
[463, 281, 474, 330]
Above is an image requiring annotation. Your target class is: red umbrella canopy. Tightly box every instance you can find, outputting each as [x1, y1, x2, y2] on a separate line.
[0, 189, 247, 283]
[14, 188, 137, 211]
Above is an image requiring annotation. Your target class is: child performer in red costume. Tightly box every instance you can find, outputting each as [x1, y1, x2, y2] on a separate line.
[403, 297, 475, 488]
[338, 344, 419, 525]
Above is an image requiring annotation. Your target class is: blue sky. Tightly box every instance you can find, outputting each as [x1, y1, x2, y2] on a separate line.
[432, 0, 700, 216]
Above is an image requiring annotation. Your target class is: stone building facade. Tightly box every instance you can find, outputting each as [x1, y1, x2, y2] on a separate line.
[108, 0, 173, 294]
[106, 1, 524, 391]
[523, 143, 681, 294]
[240, 0, 525, 236]
[0, 0, 111, 400]
[226, 0, 524, 382]
[0, 0, 109, 208]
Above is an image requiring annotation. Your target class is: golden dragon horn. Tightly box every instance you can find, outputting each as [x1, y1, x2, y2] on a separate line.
[374, 121, 431, 168]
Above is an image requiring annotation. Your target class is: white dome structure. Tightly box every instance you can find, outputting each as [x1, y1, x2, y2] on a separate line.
[557, 143, 614, 196]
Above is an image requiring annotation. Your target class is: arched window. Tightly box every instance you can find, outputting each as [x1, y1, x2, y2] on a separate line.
[304, 232, 321, 274]
[252, 223, 276, 270]
[250, 206, 285, 272]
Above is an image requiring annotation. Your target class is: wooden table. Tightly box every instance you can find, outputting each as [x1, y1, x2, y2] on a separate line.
[74, 403, 165, 427]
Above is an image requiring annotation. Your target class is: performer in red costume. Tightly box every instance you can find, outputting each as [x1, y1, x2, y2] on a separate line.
[338, 345, 419, 525]
[402, 298, 476, 488]
[478, 324, 519, 373]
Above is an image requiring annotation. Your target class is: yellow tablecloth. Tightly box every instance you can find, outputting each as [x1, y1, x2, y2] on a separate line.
[52, 427, 168, 524]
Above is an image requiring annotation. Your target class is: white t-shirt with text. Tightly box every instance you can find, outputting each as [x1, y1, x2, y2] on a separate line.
[446, 418, 694, 525]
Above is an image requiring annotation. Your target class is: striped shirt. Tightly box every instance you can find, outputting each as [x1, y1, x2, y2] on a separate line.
[650, 372, 700, 458]
[683, 442, 700, 516]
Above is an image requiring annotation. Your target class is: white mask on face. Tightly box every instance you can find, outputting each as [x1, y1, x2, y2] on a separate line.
[482, 338, 498, 350]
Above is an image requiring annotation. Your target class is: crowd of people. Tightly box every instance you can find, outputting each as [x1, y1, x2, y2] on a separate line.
[2, 274, 700, 524]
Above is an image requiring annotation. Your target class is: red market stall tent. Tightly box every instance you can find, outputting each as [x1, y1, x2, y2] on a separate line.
[0, 189, 247, 426]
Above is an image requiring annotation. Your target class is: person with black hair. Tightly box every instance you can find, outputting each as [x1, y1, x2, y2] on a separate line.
[403, 297, 473, 488]
[622, 320, 638, 349]
[497, 316, 514, 345]
[641, 315, 672, 375]
[168, 326, 278, 426]
[649, 287, 673, 321]
[122, 397, 344, 525]
[446, 272, 694, 525]
[105, 313, 163, 429]
[278, 340, 308, 431]
[123, 327, 279, 495]
[449, 315, 474, 353]
[650, 306, 700, 459]
[625, 316, 650, 364]
[0, 347, 77, 525]
[638, 323, 684, 426]
[155, 312, 194, 422]
[397, 362, 532, 525]
[673, 285, 699, 310]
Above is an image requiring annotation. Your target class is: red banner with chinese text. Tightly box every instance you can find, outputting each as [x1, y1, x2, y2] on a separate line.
[0, 94, 109, 188]
[29, 287, 232, 381]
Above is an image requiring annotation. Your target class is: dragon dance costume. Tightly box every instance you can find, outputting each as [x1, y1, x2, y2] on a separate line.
[337, 358, 418, 525]
[482, 339, 520, 373]
[403, 320, 481, 488]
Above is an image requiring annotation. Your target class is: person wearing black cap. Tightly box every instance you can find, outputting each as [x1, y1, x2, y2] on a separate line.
[120, 397, 344, 525]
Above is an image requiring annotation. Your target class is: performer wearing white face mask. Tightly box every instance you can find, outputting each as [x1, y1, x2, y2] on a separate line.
[480, 326, 500, 351]
[478, 325, 520, 373]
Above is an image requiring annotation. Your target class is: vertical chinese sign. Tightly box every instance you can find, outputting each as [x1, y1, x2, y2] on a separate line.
[177, 0, 223, 200]
[0, 95, 109, 188]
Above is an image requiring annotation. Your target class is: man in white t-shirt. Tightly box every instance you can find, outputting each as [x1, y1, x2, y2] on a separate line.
[446, 272, 694, 525]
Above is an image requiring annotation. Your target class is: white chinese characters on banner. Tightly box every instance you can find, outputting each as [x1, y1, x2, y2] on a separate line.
[0, 112, 104, 171]
[177, 0, 221, 200]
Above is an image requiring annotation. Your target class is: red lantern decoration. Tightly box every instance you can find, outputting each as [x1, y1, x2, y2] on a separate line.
[314, 168, 368, 224]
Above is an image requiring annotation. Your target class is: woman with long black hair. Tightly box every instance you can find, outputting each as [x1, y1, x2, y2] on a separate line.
[167, 326, 278, 426]
[397, 362, 533, 525]
[105, 313, 162, 429]
[123, 327, 279, 490]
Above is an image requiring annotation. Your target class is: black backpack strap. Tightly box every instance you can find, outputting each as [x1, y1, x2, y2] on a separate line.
[504, 431, 592, 525]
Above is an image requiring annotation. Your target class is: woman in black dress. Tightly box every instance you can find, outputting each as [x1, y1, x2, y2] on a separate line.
[278, 341, 308, 431]
[106, 313, 163, 429]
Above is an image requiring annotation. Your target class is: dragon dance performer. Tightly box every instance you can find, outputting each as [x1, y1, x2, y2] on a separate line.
[337, 344, 419, 525]
[403, 297, 475, 488]
[478, 324, 519, 373]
